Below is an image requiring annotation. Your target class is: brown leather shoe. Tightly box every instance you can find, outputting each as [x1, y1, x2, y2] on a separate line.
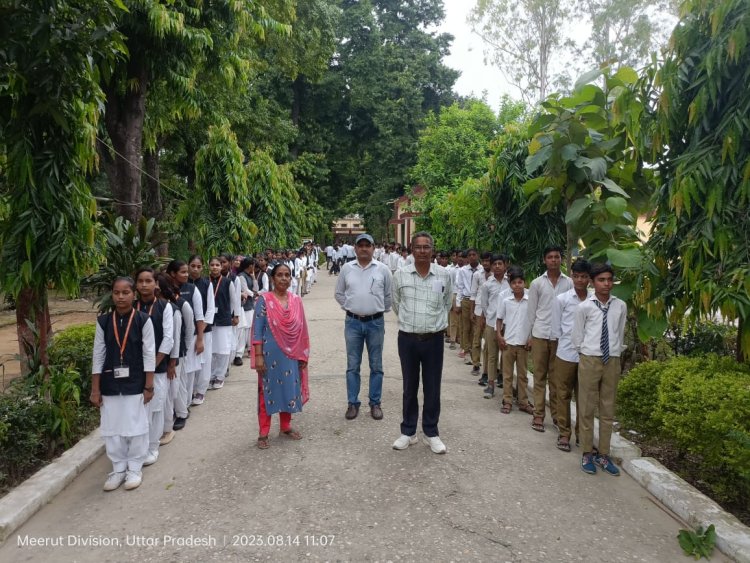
[371, 405, 383, 420]
[345, 404, 359, 420]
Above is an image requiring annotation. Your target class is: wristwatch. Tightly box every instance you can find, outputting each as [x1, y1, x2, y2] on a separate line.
[144, 386, 154, 392]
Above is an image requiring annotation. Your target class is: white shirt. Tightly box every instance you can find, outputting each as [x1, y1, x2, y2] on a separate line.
[478, 277, 511, 326]
[325, 245, 334, 257]
[470, 268, 492, 302]
[554, 288, 591, 363]
[526, 271, 573, 340]
[497, 290, 530, 346]
[388, 252, 400, 271]
[572, 294, 628, 358]
[455, 264, 479, 301]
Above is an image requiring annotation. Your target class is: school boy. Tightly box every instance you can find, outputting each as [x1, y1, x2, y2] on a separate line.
[552, 259, 591, 452]
[470, 251, 493, 380]
[526, 246, 573, 433]
[91, 277, 155, 491]
[478, 255, 509, 398]
[496, 268, 532, 415]
[572, 263, 627, 476]
[454, 249, 479, 362]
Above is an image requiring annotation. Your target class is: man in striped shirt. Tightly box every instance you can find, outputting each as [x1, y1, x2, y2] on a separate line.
[392, 232, 453, 455]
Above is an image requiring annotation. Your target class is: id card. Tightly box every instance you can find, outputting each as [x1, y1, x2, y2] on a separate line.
[114, 365, 130, 379]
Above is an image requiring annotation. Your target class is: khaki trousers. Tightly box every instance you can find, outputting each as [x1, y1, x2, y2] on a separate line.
[449, 308, 460, 342]
[502, 345, 529, 407]
[483, 326, 499, 381]
[460, 298, 474, 352]
[531, 337, 559, 421]
[578, 354, 620, 455]
[471, 315, 483, 367]
[553, 357, 580, 439]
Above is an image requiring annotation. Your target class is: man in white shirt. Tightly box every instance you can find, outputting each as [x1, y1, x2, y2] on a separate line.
[335, 234, 393, 421]
[526, 246, 573, 433]
[447, 251, 463, 350]
[572, 263, 627, 477]
[552, 259, 591, 451]
[325, 244, 334, 270]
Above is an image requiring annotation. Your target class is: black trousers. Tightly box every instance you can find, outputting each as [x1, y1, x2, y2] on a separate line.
[398, 330, 444, 438]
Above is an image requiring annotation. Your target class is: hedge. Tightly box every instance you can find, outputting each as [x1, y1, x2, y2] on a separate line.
[618, 355, 750, 507]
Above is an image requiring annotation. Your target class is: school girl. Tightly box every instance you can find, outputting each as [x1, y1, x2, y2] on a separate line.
[209, 256, 240, 390]
[234, 257, 257, 365]
[166, 260, 202, 429]
[188, 255, 215, 405]
[220, 253, 242, 376]
[135, 267, 174, 466]
[91, 277, 155, 491]
[155, 272, 186, 444]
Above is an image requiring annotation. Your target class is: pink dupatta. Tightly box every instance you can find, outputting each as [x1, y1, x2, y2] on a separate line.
[253, 291, 310, 404]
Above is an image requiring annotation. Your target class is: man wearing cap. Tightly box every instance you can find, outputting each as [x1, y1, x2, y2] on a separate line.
[335, 233, 393, 420]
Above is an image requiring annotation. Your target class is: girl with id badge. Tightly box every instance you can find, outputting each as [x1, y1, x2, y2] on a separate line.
[91, 277, 155, 491]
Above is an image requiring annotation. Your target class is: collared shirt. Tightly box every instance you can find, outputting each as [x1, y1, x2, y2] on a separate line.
[554, 288, 591, 363]
[496, 290, 530, 346]
[526, 271, 573, 340]
[393, 263, 453, 333]
[572, 294, 627, 358]
[335, 259, 393, 315]
[478, 277, 511, 326]
[388, 252, 400, 271]
[455, 264, 479, 301]
[470, 268, 492, 302]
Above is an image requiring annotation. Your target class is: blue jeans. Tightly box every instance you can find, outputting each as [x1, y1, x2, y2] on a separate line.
[345, 315, 385, 406]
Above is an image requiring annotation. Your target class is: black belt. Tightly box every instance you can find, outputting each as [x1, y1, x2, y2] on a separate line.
[399, 330, 444, 341]
[346, 311, 383, 322]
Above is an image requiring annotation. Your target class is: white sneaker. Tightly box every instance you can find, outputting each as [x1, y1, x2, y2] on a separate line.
[143, 451, 158, 466]
[392, 434, 418, 450]
[213, 379, 224, 389]
[123, 470, 142, 490]
[191, 393, 205, 405]
[423, 435, 447, 454]
[103, 471, 126, 491]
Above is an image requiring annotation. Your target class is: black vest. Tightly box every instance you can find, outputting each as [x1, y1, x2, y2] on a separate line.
[175, 296, 188, 358]
[193, 277, 212, 333]
[136, 298, 170, 373]
[238, 271, 255, 312]
[98, 309, 150, 396]
[211, 274, 233, 326]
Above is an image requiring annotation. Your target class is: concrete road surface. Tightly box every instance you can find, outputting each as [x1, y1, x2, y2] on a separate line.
[0, 272, 715, 562]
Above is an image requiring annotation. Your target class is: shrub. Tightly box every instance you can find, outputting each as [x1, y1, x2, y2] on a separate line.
[616, 360, 665, 437]
[48, 323, 95, 396]
[666, 321, 737, 357]
[657, 355, 750, 505]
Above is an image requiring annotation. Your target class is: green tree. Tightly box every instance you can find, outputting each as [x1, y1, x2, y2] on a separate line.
[644, 0, 750, 360]
[177, 122, 256, 257]
[470, 0, 573, 104]
[0, 1, 124, 369]
[99, 0, 292, 223]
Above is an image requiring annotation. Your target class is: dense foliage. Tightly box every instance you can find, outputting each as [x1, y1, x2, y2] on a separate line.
[618, 356, 750, 509]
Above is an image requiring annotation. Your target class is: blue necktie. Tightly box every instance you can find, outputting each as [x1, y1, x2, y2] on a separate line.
[596, 301, 610, 364]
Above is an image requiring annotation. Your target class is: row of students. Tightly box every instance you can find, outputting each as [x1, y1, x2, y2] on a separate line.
[442, 247, 628, 476]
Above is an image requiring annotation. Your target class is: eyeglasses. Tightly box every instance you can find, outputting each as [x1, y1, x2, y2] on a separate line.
[413, 245, 432, 251]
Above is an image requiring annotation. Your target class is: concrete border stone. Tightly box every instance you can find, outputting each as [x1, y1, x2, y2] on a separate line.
[0, 428, 103, 543]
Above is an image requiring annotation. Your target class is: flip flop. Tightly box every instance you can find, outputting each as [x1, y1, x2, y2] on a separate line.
[257, 436, 270, 449]
[281, 429, 303, 440]
[556, 437, 571, 452]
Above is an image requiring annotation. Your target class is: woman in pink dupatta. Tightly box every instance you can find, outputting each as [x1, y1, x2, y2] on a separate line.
[251, 263, 310, 449]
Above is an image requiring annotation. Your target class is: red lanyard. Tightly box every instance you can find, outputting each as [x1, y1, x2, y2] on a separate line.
[212, 275, 223, 298]
[113, 309, 135, 364]
[136, 300, 155, 316]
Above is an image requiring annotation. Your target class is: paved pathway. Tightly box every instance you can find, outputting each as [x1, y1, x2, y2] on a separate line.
[0, 273, 722, 562]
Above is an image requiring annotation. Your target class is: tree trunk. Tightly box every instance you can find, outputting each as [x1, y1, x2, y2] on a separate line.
[102, 60, 149, 224]
[16, 286, 51, 376]
[737, 314, 746, 363]
[143, 143, 169, 256]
